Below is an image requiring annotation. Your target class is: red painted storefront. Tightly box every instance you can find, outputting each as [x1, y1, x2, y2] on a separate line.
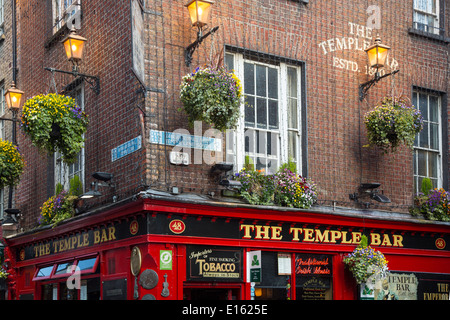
[3, 193, 450, 300]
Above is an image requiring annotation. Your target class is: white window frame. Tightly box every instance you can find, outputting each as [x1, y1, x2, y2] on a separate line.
[52, 0, 81, 33]
[55, 84, 85, 192]
[413, 0, 440, 35]
[412, 90, 442, 194]
[226, 52, 303, 175]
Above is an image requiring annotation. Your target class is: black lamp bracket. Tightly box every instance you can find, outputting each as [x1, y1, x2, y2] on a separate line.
[185, 26, 219, 67]
[359, 69, 399, 101]
[44, 67, 100, 95]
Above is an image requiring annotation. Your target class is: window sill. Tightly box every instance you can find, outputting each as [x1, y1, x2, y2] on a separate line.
[44, 24, 69, 49]
[408, 28, 450, 44]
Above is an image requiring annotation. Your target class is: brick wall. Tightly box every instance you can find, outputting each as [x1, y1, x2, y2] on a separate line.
[8, 0, 450, 231]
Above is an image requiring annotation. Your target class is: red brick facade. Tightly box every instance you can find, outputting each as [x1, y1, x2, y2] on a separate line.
[2, 0, 450, 231]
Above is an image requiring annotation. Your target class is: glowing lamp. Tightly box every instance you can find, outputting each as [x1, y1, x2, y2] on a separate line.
[365, 36, 390, 69]
[186, 0, 214, 28]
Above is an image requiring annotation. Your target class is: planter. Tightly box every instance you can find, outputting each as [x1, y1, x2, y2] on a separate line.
[0, 139, 25, 189]
[180, 66, 242, 131]
[364, 97, 423, 153]
[21, 93, 88, 164]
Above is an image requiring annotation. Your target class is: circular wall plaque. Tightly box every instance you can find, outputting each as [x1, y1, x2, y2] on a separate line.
[130, 246, 142, 276]
[139, 269, 159, 289]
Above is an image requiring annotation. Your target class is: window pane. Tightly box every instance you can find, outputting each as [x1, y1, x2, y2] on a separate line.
[256, 65, 267, 97]
[256, 130, 266, 154]
[268, 67, 278, 99]
[37, 266, 53, 278]
[244, 63, 254, 95]
[225, 53, 234, 71]
[430, 123, 439, 150]
[244, 96, 255, 127]
[245, 129, 255, 153]
[256, 98, 267, 129]
[288, 131, 297, 160]
[419, 122, 429, 148]
[288, 98, 298, 129]
[54, 262, 73, 275]
[429, 95, 439, 122]
[418, 150, 427, 176]
[268, 100, 278, 129]
[419, 93, 428, 120]
[428, 152, 438, 178]
[287, 67, 298, 97]
[77, 257, 97, 272]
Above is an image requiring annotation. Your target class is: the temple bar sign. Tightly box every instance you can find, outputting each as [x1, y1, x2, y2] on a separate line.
[240, 224, 405, 247]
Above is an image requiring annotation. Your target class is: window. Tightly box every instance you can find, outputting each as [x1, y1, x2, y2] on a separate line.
[52, 0, 81, 33]
[412, 90, 442, 193]
[225, 52, 304, 175]
[55, 85, 85, 192]
[413, 0, 440, 35]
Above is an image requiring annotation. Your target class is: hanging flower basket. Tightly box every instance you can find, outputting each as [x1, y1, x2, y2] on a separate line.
[21, 93, 88, 164]
[180, 66, 242, 131]
[343, 235, 389, 284]
[364, 97, 423, 153]
[0, 139, 25, 189]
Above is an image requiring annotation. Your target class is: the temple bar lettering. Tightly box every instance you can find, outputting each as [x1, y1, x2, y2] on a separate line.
[240, 224, 405, 247]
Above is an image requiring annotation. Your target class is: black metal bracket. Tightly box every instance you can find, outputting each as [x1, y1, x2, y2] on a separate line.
[44, 67, 100, 95]
[359, 69, 399, 101]
[185, 26, 219, 67]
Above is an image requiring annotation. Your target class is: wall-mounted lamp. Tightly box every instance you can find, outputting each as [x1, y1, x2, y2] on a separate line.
[359, 36, 399, 101]
[185, 0, 219, 67]
[44, 28, 100, 94]
[4, 82, 24, 111]
[1, 209, 21, 227]
[80, 172, 114, 199]
[349, 183, 391, 208]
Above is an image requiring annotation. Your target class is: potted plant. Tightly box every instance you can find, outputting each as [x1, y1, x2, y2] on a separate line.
[343, 235, 389, 285]
[364, 97, 423, 153]
[21, 93, 88, 164]
[234, 167, 275, 205]
[180, 66, 242, 131]
[39, 190, 79, 226]
[273, 168, 317, 209]
[0, 139, 25, 189]
[410, 187, 450, 222]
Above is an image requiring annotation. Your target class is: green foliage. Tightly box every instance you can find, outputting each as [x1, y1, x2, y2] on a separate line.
[0, 139, 25, 189]
[39, 190, 78, 227]
[410, 188, 450, 222]
[69, 175, 83, 197]
[21, 93, 88, 164]
[364, 97, 423, 153]
[233, 161, 317, 209]
[278, 157, 297, 173]
[421, 177, 433, 196]
[180, 66, 242, 131]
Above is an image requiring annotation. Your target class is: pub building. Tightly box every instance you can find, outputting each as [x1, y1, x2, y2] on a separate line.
[3, 190, 449, 300]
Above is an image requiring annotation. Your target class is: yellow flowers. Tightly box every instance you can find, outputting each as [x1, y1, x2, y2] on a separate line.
[21, 93, 88, 164]
[0, 139, 25, 189]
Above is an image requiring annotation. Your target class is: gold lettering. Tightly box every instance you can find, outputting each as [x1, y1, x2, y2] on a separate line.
[94, 230, 100, 244]
[71, 236, 77, 249]
[240, 224, 254, 239]
[303, 228, 315, 242]
[34, 246, 39, 257]
[315, 230, 329, 243]
[352, 232, 361, 244]
[108, 226, 116, 241]
[83, 233, 89, 246]
[371, 233, 381, 246]
[341, 231, 352, 244]
[100, 229, 108, 243]
[289, 227, 303, 241]
[255, 225, 270, 240]
[392, 234, 403, 247]
[330, 230, 341, 243]
[271, 226, 283, 240]
[381, 234, 392, 246]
